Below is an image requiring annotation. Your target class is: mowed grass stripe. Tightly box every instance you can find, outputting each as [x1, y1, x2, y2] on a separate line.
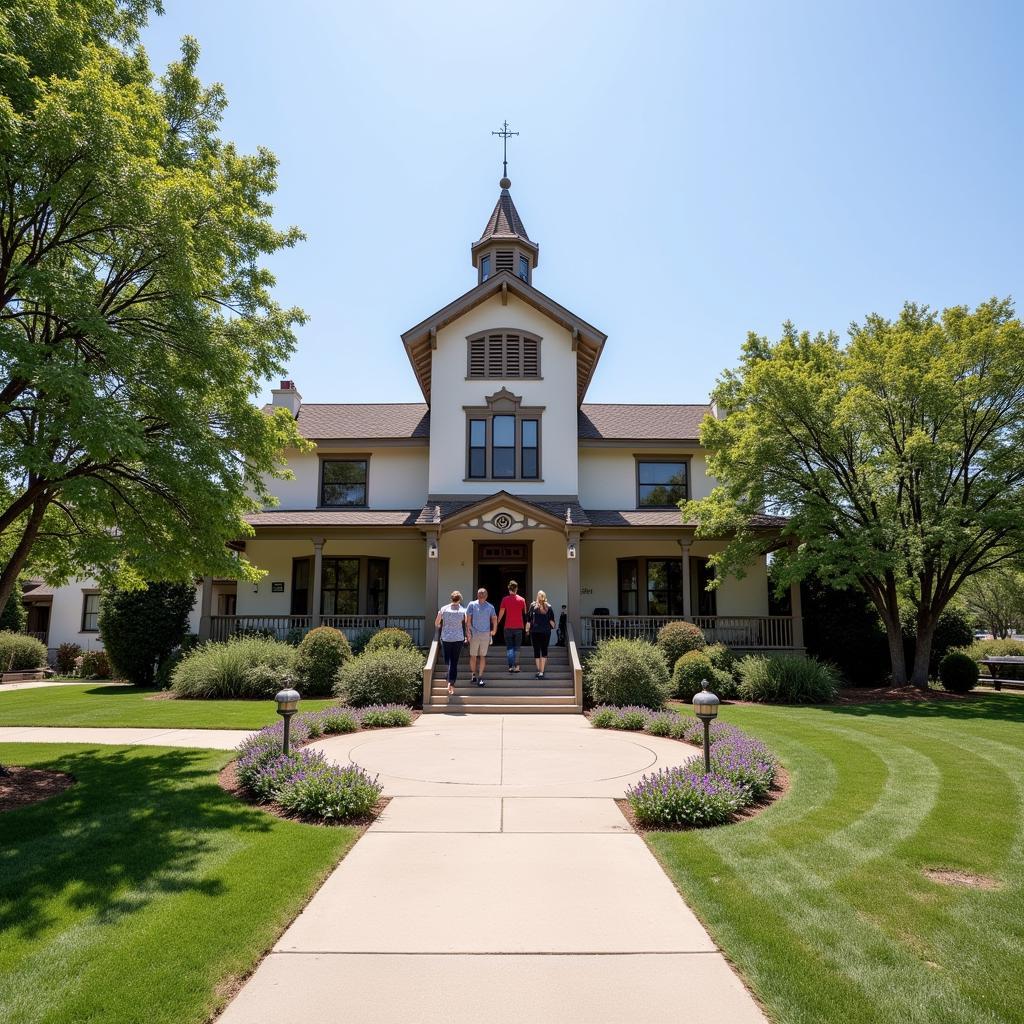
[0, 743, 357, 1024]
[647, 699, 1024, 1024]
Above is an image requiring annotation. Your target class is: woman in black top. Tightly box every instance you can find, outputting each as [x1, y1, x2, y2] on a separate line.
[525, 590, 556, 678]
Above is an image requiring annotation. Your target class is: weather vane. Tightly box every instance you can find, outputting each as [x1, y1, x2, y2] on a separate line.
[491, 120, 518, 180]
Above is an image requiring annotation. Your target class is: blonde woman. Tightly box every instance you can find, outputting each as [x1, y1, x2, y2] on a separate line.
[525, 590, 556, 678]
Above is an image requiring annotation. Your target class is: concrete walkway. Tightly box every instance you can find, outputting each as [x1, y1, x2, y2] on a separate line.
[0, 726, 249, 749]
[219, 715, 766, 1024]
[0, 679, 130, 692]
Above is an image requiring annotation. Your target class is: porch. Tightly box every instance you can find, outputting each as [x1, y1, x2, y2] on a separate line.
[579, 614, 800, 651]
[208, 613, 428, 646]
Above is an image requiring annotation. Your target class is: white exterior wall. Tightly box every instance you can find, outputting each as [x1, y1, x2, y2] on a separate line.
[238, 537, 425, 617]
[580, 540, 769, 618]
[262, 447, 428, 509]
[44, 578, 105, 654]
[578, 448, 714, 509]
[428, 293, 578, 497]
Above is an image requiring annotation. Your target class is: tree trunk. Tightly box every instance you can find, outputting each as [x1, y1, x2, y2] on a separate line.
[0, 498, 49, 620]
[911, 611, 936, 690]
[881, 611, 908, 686]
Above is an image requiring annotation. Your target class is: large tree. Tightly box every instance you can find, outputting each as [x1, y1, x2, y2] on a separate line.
[686, 299, 1024, 687]
[0, 0, 307, 613]
[959, 566, 1024, 639]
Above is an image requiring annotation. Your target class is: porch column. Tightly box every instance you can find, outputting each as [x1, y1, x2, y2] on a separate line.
[566, 529, 581, 638]
[790, 576, 804, 649]
[424, 529, 440, 633]
[311, 537, 324, 627]
[679, 542, 692, 619]
[197, 576, 213, 641]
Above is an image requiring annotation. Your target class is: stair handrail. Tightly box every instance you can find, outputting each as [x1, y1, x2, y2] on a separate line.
[567, 622, 583, 709]
[422, 627, 440, 709]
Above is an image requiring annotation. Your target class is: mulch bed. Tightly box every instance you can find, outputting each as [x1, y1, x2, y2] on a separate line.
[0, 767, 75, 812]
[836, 686, 981, 704]
[217, 759, 389, 829]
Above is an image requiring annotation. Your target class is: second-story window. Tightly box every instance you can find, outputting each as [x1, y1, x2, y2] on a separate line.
[492, 415, 516, 478]
[636, 460, 689, 507]
[321, 459, 368, 506]
[465, 390, 544, 482]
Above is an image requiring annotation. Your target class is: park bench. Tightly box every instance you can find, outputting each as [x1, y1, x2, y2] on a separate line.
[976, 656, 1024, 691]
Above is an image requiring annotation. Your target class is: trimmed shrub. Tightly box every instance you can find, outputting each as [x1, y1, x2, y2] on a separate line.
[672, 651, 736, 702]
[56, 642, 82, 676]
[358, 704, 415, 728]
[0, 591, 27, 633]
[78, 650, 112, 678]
[98, 582, 195, 686]
[336, 647, 424, 706]
[171, 636, 296, 698]
[626, 765, 747, 827]
[737, 654, 840, 704]
[587, 638, 670, 710]
[364, 628, 416, 654]
[294, 627, 352, 696]
[939, 651, 979, 694]
[704, 643, 738, 677]
[968, 638, 1024, 682]
[656, 620, 706, 669]
[0, 631, 47, 671]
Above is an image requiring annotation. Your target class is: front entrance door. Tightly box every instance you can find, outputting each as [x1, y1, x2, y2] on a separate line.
[475, 542, 530, 644]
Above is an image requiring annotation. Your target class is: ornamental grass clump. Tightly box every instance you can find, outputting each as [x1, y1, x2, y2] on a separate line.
[357, 704, 414, 728]
[737, 654, 840, 704]
[626, 765, 747, 828]
[171, 635, 296, 698]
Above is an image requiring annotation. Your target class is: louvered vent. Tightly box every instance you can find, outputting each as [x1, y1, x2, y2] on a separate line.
[495, 250, 514, 272]
[486, 334, 504, 376]
[505, 335, 521, 376]
[467, 333, 541, 378]
[468, 337, 485, 377]
[523, 337, 539, 377]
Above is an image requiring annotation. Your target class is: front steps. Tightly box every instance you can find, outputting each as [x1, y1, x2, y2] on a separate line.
[425, 644, 580, 714]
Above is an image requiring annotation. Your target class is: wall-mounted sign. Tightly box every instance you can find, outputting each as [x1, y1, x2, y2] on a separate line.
[271, 582, 285, 593]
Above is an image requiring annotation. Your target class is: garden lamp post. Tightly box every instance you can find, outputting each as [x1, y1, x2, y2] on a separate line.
[275, 688, 301, 754]
[692, 682, 720, 773]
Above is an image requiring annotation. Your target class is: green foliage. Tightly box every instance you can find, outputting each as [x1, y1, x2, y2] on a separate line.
[672, 651, 737, 701]
[364, 627, 416, 654]
[170, 636, 296, 699]
[56, 642, 82, 676]
[348, 628, 376, 655]
[656, 620, 706, 667]
[293, 627, 352, 696]
[335, 648, 424, 707]
[687, 300, 1024, 686]
[0, 588, 26, 632]
[902, 607, 974, 678]
[586, 638, 670, 709]
[315, 707, 360, 734]
[969, 638, 1024, 682]
[801, 576, 891, 686]
[358, 705, 415, 728]
[938, 651, 980, 694]
[79, 650, 112, 678]
[0, 630, 47, 670]
[275, 761, 382, 822]
[737, 655, 840, 704]
[0, 0, 308, 614]
[98, 582, 194, 686]
[959, 568, 1024, 638]
[703, 642, 738, 677]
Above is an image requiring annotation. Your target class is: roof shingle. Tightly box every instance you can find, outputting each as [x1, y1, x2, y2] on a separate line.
[288, 404, 429, 441]
[245, 510, 422, 527]
[578, 404, 711, 441]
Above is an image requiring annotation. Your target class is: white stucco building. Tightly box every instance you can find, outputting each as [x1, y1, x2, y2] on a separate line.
[21, 176, 802, 698]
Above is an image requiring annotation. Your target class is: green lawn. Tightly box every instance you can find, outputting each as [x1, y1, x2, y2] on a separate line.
[0, 684, 338, 729]
[0, 742, 358, 1024]
[649, 694, 1024, 1024]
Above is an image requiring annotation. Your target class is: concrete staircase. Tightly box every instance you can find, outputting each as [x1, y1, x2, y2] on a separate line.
[424, 642, 580, 714]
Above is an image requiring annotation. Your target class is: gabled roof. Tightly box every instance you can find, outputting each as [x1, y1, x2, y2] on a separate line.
[415, 491, 588, 529]
[290, 403, 429, 442]
[578, 404, 711, 442]
[402, 271, 606, 405]
[246, 509, 422, 527]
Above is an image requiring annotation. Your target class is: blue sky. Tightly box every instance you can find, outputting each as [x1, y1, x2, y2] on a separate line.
[142, 1, 1024, 406]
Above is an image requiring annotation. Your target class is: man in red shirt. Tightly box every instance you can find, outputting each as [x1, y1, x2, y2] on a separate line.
[497, 580, 527, 673]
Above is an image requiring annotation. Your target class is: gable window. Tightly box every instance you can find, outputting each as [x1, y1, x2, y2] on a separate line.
[518, 255, 530, 282]
[467, 332, 541, 379]
[320, 459, 367, 507]
[464, 389, 544, 482]
[636, 460, 689, 507]
[481, 255, 491, 281]
[81, 592, 100, 632]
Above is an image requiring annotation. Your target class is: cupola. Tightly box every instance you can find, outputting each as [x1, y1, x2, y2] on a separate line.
[471, 178, 540, 286]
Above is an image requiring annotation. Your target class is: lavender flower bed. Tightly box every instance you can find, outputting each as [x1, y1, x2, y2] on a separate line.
[232, 702, 409, 822]
[590, 706, 780, 828]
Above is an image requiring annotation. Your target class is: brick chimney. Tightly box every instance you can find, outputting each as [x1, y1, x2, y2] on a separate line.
[271, 379, 302, 418]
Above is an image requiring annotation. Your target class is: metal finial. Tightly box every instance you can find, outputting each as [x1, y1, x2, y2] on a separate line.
[491, 120, 519, 181]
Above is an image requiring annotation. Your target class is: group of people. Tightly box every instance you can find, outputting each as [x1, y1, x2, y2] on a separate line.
[434, 580, 566, 695]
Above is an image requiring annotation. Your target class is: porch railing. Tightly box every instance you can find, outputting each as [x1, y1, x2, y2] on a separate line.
[23, 631, 49, 645]
[209, 614, 426, 646]
[579, 614, 798, 650]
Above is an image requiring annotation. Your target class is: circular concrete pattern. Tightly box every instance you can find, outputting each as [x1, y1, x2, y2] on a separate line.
[339, 722, 664, 788]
